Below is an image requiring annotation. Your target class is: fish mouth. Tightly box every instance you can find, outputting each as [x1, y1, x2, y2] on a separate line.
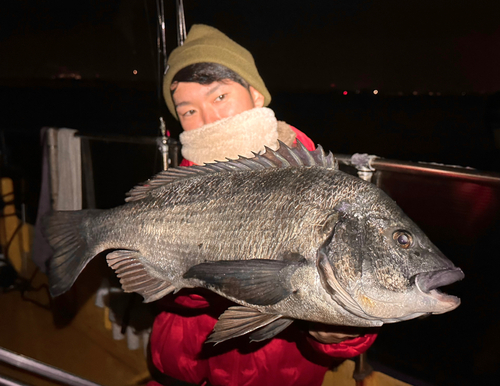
[415, 267, 464, 293]
[414, 267, 464, 313]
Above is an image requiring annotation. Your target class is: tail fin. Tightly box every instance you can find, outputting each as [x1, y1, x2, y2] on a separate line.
[43, 210, 103, 297]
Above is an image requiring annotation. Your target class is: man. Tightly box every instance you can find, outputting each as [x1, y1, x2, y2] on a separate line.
[148, 24, 377, 386]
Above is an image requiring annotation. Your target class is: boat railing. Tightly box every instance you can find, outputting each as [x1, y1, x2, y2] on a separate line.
[0, 347, 101, 386]
[335, 153, 500, 186]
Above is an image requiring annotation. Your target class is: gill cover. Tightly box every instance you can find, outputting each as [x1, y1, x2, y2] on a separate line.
[315, 202, 377, 320]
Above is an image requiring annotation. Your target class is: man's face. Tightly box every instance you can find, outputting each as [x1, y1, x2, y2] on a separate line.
[172, 80, 265, 131]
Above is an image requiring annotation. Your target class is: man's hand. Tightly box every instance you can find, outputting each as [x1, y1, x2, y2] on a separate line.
[308, 322, 361, 344]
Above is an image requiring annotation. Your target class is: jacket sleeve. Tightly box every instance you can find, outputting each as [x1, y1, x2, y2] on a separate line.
[290, 126, 316, 151]
[180, 158, 195, 167]
[305, 333, 378, 358]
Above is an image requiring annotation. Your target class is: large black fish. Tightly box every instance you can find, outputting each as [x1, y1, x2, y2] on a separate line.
[45, 142, 463, 343]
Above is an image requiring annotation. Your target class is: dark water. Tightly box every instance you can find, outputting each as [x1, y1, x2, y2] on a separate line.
[1, 80, 499, 385]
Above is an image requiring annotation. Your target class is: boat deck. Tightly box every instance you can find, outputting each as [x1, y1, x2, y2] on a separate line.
[0, 258, 151, 386]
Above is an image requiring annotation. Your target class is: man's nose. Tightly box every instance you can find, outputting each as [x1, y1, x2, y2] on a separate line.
[201, 107, 221, 126]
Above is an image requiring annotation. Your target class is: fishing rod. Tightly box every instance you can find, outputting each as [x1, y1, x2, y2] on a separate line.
[154, 0, 170, 170]
[152, 0, 186, 170]
[176, 0, 187, 46]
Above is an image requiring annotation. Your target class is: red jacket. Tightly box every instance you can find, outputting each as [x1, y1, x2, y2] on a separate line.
[148, 127, 377, 386]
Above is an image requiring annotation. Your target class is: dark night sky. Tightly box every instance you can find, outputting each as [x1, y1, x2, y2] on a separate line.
[2, 0, 500, 94]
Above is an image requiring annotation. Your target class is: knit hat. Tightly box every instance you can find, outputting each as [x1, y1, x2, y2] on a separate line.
[163, 24, 271, 118]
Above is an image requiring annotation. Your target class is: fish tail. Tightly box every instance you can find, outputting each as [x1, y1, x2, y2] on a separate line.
[43, 209, 103, 297]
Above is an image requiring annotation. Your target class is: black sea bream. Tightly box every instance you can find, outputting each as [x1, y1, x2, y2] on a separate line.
[44, 142, 464, 343]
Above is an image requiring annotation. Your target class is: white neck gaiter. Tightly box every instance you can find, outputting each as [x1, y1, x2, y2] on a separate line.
[179, 107, 279, 165]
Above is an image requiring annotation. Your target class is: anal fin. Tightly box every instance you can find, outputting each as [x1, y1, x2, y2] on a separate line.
[206, 306, 291, 344]
[106, 250, 174, 303]
[249, 317, 293, 342]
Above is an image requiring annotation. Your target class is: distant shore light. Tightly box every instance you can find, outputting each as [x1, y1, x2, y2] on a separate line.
[373, 89, 378, 95]
[133, 70, 138, 75]
[343, 91, 348, 95]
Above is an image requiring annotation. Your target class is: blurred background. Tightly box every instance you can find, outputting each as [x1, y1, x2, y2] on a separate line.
[1, 1, 500, 385]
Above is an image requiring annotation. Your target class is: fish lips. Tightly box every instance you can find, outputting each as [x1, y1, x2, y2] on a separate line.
[414, 267, 464, 313]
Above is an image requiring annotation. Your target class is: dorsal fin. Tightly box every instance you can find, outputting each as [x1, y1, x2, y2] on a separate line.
[125, 140, 338, 202]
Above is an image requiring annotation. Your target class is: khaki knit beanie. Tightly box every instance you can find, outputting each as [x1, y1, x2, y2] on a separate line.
[163, 24, 271, 118]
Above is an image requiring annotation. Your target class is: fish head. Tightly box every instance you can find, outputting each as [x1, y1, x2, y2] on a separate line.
[325, 190, 464, 324]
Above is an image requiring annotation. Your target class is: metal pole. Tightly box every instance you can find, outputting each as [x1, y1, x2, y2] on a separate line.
[372, 158, 500, 185]
[0, 347, 101, 386]
[176, 0, 186, 46]
[74, 133, 161, 145]
[353, 352, 373, 384]
[47, 128, 59, 209]
[156, 0, 168, 73]
[0, 374, 31, 386]
[336, 153, 500, 186]
[157, 117, 169, 170]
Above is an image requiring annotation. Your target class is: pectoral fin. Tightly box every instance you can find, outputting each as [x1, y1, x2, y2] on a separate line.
[106, 250, 175, 303]
[207, 306, 293, 344]
[183, 258, 304, 306]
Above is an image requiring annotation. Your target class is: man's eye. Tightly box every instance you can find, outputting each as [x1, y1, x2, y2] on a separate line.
[182, 109, 196, 117]
[215, 94, 227, 102]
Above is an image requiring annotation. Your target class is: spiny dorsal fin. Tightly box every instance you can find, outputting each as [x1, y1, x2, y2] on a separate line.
[125, 140, 338, 202]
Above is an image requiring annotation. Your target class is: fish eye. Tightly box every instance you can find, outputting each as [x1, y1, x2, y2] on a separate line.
[393, 230, 413, 249]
